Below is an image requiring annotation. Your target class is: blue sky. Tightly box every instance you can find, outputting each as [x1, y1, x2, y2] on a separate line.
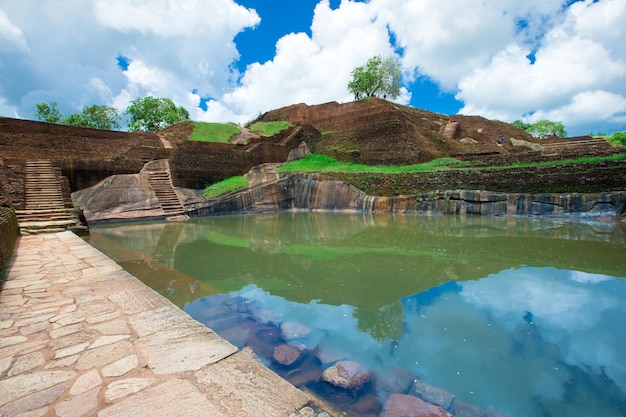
[1, 0, 625, 136]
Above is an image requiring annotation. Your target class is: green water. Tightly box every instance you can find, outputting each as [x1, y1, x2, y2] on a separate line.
[87, 213, 626, 417]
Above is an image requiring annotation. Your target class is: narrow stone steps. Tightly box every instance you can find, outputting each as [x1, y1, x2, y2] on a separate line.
[19, 219, 80, 229]
[147, 170, 185, 216]
[18, 160, 83, 235]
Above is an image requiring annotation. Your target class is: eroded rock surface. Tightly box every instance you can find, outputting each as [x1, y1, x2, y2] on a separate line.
[321, 360, 371, 392]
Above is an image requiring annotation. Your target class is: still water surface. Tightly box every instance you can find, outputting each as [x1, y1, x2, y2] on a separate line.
[87, 213, 626, 417]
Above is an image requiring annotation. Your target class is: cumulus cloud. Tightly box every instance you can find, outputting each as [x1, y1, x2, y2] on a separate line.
[200, 0, 396, 123]
[0, 0, 258, 120]
[0, 0, 624, 134]
[0, 9, 28, 52]
[454, 0, 626, 133]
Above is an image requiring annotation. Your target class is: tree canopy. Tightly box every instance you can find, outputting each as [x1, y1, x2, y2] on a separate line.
[34, 101, 63, 124]
[125, 96, 190, 132]
[512, 119, 567, 139]
[348, 55, 402, 100]
[35, 102, 121, 130]
[63, 105, 121, 130]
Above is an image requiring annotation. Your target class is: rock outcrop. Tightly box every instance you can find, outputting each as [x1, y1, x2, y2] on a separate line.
[72, 160, 190, 223]
[191, 171, 626, 218]
[321, 361, 371, 392]
[73, 161, 626, 223]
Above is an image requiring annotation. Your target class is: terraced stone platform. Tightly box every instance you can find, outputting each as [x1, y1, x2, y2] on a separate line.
[0, 232, 325, 417]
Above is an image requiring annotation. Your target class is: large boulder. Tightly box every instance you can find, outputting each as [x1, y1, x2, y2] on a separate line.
[321, 360, 370, 392]
[377, 367, 418, 397]
[273, 343, 306, 366]
[409, 380, 455, 411]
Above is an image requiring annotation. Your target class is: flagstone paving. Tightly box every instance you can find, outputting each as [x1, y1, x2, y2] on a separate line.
[0, 232, 328, 417]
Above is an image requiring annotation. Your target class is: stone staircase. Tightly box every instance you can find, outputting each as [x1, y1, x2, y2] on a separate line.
[147, 170, 186, 217]
[16, 160, 83, 235]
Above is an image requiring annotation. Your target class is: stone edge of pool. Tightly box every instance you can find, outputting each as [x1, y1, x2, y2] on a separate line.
[0, 231, 333, 417]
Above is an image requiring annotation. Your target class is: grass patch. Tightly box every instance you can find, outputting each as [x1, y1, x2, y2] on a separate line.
[248, 121, 292, 136]
[503, 153, 626, 168]
[328, 145, 359, 154]
[189, 121, 241, 143]
[278, 153, 626, 175]
[203, 176, 249, 198]
[278, 154, 468, 174]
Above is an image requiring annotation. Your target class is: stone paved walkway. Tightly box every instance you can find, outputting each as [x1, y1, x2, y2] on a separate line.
[0, 232, 321, 417]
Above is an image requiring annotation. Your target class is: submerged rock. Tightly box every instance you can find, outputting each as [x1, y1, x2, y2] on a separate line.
[450, 399, 485, 417]
[321, 360, 371, 392]
[378, 367, 418, 396]
[382, 393, 453, 417]
[273, 343, 306, 366]
[410, 379, 455, 410]
[313, 349, 346, 365]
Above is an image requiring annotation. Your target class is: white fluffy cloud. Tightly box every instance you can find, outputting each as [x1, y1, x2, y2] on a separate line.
[201, 0, 396, 123]
[0, 9, 28, 52]
[454, 0, 626, 133]
[0, 0, 258, 119]
[0, 0, 624, 135]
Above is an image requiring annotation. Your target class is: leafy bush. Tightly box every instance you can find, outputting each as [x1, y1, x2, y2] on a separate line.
[608, 131, 626, 147]
[203, 176, 249, 198]
[125, 96, 189, 132]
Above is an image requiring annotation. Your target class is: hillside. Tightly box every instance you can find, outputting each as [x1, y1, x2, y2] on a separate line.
[256, 98, 541, 164]
[1, 98, 624, 210]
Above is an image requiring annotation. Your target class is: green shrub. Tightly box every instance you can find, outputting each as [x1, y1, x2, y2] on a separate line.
[189, 122, 241, 143]
[203, 176, 249, 198]
[608, 131, 626, 147]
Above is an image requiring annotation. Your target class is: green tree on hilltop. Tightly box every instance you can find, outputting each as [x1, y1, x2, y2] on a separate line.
[81, 105, 121, 130]
[512, 119, 567, 139]
[348, 55, 402, 100]
[34, 101, 63, 124]
[63, 105, 121, 130]
[125, 96, 190, 132]
[35, 102, 121, 130]
[526, 120, 567, 139]
[512, 120, 531, 131]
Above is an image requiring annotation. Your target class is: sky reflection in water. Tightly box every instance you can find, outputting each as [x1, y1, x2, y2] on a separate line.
[88, 213, 626, 417]
[194, 267, 625, 417]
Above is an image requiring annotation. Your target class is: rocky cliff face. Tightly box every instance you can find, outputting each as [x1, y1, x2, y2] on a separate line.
[73, 161, 626, 224]
[189, 171, 626, 219]
[72, 160, 178, 223]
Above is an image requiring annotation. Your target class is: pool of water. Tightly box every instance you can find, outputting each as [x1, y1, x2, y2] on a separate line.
[87, 213, 626, 417]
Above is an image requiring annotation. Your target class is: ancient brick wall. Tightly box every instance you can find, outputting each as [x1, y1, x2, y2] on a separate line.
[0, 188, 18, 274]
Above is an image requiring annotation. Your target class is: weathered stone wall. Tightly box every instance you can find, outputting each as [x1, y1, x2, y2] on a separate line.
[330, 160, 626, 195]
[169, 127, 314, 190]
[0, 188, 18, 274]
[189, 173, 626, 219]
